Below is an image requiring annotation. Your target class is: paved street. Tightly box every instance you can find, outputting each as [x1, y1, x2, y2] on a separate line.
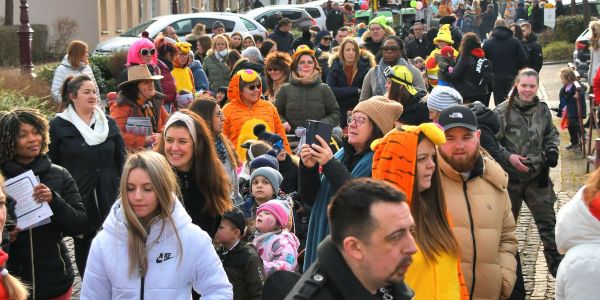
[65, 63, 587, 300]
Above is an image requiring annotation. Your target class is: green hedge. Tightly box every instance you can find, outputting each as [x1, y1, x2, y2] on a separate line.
[0, 24, 49, 66]
[0, 89, 55, 118]
[554, 15, 586, 43]
[543, 41, 572, 61]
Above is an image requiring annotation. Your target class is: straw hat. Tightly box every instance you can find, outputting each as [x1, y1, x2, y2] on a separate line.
[118, 64, 163, 89]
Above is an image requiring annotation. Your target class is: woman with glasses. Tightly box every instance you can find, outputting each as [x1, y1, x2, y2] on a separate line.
[189, 99, 243, 207]
[222, 69, 292, 159]
[118, 37, 163, 94]
[384, 65, 430, 125]
[326, 37, 376, 127]
[298, 96, 403, 269]
[51, 40, 100, 106]
[204, 34, 231, 94]
[264, 51, 292, 103]
[275, 45, 340, 133]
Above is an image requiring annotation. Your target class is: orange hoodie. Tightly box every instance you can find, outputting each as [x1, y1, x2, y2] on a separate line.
[222, 72, 291, 158]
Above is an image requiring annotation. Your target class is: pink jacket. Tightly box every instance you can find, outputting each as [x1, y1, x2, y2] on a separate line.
[252, 230, 300, 276]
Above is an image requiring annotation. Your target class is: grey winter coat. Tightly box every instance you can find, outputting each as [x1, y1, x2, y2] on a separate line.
[51, 55, 100, 103]
[275, 70, 340, 129]
[494, 95, 560, 181]
[359, 58, 426, 101]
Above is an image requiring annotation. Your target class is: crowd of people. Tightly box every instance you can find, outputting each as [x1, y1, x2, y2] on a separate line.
[0, 0, 595, 299]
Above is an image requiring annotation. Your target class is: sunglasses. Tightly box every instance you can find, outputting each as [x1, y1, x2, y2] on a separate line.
[322, 37, 332, 41]
[383, 66, 413, 86]
[139, 48, 156, 56]
[245, 85, 260, 91]
[382, 46, 399, 52]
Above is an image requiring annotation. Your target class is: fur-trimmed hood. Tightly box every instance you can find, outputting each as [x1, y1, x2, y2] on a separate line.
[361, 25, 396, 42]
[328, 49, 376, 68]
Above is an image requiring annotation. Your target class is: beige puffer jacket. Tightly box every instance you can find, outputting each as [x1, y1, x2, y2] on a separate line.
[439, 149, 518, 300]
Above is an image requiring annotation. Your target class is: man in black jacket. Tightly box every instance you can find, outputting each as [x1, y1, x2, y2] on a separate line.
[483, 19, 527, 105]
[286, 178, 416, 300]
[521, 22, 543, 72]
[405, 21, 431, 59]
[268, 18, 294, 53]
[326, 3, 345, 35]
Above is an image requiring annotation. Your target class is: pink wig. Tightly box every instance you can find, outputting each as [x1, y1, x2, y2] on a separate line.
[127, 38, 158, 66]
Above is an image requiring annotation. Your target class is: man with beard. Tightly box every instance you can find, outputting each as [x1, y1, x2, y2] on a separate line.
[436, 105, 518, 300]
[360, 36, 426, 101]
[521, 22, 543, 73]
[286, 178, 416, 300]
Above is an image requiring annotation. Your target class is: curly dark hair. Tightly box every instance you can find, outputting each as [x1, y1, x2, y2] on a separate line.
[0, 108, 49, 164]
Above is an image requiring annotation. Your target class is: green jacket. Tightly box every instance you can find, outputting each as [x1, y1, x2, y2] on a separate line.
[275, 70, 340, 130]
[203, 50, 230, 93]
[494, 95, 559, 181]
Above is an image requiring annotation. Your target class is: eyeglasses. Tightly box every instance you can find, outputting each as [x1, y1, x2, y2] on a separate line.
[382, 46, 399, 52]
[298, 60, 315, 66]
[139, 48, 156, 56]
[347, 115, 368, 126]
[245, 85, 260, 91]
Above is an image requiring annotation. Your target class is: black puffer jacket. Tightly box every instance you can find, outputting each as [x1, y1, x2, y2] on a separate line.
[326, 50, 376, 125]
[217, 242, 264, 300]
[176, 170, 221, 238]
[470, 101, 502, 163]
[449, 48, 490, 98]
[523, 33, 543, 72]
[482, 26, 527, 76]
[399, 91, 430, 126]
[49, 116, 126, 232]
[1, 155, 87, 299]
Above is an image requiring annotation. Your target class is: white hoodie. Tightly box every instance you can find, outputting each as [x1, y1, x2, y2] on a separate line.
[81, 199, 233, 300]
[50, 54, 100, 103]
[555, 187, 600, 300]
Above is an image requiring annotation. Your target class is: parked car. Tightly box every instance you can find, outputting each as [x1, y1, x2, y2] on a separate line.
[93, 13, 267, 55]
[294, 4, 327, 30]
[573, 27, 591, 79]
[246, 6, 316, 31]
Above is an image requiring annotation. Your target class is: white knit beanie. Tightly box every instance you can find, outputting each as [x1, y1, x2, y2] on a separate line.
[427, 86, 463, 112]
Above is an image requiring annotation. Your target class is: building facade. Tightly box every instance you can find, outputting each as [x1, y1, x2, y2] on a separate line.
[0, 0, 245, 52]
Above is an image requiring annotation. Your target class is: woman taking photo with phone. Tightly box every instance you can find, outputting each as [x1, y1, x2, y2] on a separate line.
[299, 96, 403, 269]
[0, 108, 87, 300]
[81, 151, 232, 299]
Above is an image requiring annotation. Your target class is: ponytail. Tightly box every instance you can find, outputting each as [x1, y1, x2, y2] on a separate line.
[60, 75, 93, 110]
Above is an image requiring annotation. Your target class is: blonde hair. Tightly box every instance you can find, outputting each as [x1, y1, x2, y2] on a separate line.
[590, 21, 600, 50]
[0, 175, 29, 300]
[560, 67, 577, 83]
[211, 34, 230, 51]
[119, 151, 183, 277]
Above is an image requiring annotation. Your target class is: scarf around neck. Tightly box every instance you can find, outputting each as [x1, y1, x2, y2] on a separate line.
[57, 105, 109, 146]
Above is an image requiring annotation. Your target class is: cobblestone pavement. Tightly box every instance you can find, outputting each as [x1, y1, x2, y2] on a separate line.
[64, 63, 587, 300]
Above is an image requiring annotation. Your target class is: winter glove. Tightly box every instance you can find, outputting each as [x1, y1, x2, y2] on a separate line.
[537, 165, 550, 188]
[545, 150, 559, 168]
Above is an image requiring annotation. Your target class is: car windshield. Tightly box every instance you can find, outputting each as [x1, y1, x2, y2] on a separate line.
[121, 19, 156, 37]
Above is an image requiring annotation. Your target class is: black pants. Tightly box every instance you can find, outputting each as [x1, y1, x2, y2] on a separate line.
[74, 233, 95, 278]
[568, 116, 582, 145]
[492, 74, 516, 106]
